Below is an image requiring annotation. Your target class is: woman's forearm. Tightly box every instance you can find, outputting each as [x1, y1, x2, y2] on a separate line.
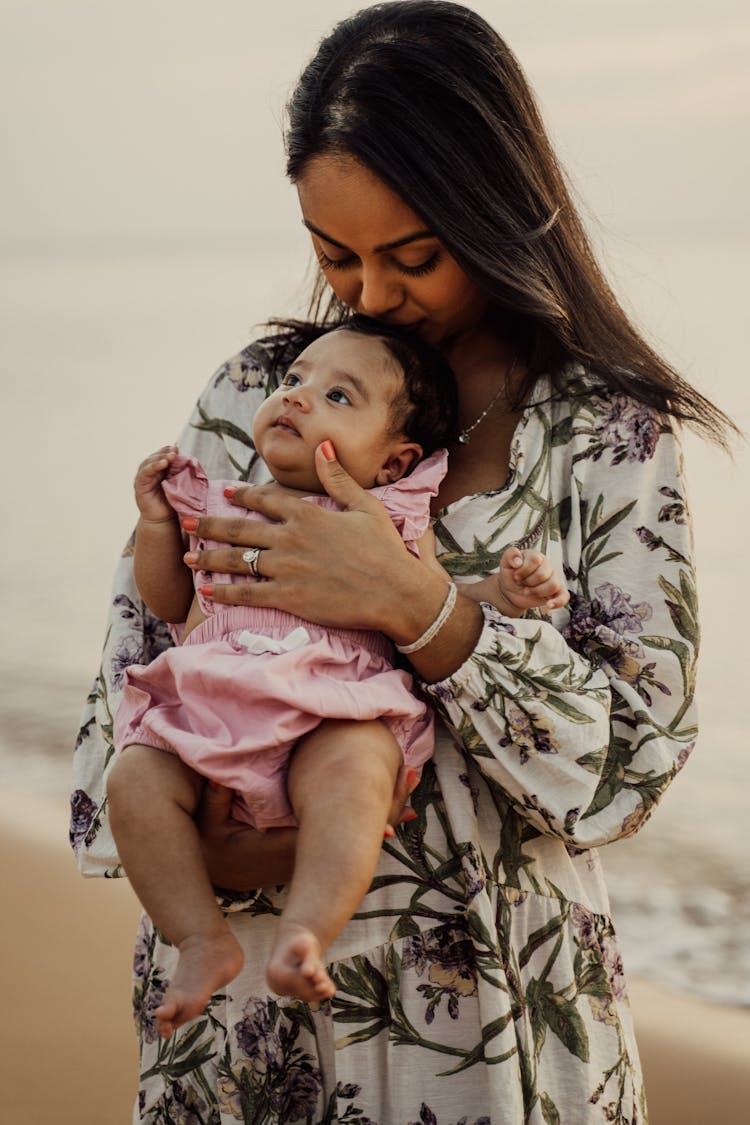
[134, 516, 194, 624]
[383, 552, 484, 682]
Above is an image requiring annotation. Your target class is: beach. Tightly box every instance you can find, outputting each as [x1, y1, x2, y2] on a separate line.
[2, 791, 748, 1125]
[2, 1, 749, 1118]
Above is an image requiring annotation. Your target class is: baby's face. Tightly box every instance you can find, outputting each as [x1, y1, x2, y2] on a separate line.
[253, 330, 411, 492]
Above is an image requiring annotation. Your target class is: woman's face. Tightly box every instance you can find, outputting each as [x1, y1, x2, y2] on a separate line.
[296, 155, 489, 350]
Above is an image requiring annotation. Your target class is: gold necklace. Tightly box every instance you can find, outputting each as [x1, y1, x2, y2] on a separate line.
[457, 353, 518, 444]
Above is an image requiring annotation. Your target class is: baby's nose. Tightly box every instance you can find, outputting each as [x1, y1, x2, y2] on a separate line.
[283, 386, 312, 411]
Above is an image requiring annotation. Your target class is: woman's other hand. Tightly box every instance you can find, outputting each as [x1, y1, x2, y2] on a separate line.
[195, 747, 421, 892]
[196, 783, 297, 891]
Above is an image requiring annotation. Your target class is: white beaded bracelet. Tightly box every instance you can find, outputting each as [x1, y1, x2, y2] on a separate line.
[396, 581, 458, 655]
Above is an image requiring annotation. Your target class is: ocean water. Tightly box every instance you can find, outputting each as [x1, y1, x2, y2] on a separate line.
[1, 240, 748, 1007]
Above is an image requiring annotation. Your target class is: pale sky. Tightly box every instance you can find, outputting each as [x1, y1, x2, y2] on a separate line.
[1, 0, 748, 250]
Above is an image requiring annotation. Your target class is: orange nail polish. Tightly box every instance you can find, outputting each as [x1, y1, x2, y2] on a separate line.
[223, 486, 236, 500]
[320, 440, 336, 461]
[200, 584, 214, 598]
[182, 517, 199, 531]
[401, 809, 418, 823]
[406, 769, 420, 793]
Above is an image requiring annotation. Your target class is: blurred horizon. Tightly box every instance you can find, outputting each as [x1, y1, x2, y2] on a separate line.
[1, 0, 748, 254]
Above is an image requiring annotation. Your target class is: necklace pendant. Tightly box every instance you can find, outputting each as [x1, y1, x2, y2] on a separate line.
[458, 432, 470, 445]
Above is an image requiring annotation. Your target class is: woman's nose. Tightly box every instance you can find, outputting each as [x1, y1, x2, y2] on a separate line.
[357, 266, 403, 318]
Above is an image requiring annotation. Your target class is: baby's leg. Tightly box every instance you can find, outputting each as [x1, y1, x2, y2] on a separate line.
[266, 719, 402, 1002]
[107, 746, 243, 1037]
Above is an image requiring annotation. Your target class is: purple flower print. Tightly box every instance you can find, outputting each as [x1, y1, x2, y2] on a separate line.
[163, 1082, 208, 1125]
[223, 349, 266, 392]
[592, 394, 660, 464]
[272, 1068, 324, 1122]
[565, 582, 652, 663]
[69, 788, 97, 852]
[109, 636, 144, 689]
[500, 703, 560, 765]
[234, 997, 284, 1071]
[571, 902, 599, 951]
[402, 925, 478, 1023]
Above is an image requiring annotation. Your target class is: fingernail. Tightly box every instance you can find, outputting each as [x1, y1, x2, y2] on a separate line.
[511, 552, 523, 567]
[383, 824, 396, 839]
[320, 440, 336, 462]
[200, 584, 214, 598]
[223, 486, 236, 500]
[182, 517, 199, 531]
[183, 551, 198, 565]
[406, 769, 420, 794]
[401, 809, 418, 823]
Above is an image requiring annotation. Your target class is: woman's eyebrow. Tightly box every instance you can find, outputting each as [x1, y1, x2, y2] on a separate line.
[303, 220, 434, 253]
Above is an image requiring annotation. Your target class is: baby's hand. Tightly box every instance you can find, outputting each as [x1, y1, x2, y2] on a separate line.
[134, 445, 179, 523]
[463, 547, 569, 618]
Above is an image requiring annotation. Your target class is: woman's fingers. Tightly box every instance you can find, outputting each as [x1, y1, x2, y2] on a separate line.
[313, 441, 375, 512]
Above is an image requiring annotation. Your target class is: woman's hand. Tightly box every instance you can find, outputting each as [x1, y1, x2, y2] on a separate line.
[197, 783, 298, 891]
[196, 760, 420, 892]
[182, 443, 446, 642]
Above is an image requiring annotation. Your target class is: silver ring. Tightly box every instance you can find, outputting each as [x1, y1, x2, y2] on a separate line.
[241, 547, 263, 578]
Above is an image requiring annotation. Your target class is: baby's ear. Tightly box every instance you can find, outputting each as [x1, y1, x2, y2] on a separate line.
[374, 442, 422, 486]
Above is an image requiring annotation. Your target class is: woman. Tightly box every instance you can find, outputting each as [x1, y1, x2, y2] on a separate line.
[71, 3, 733, 1121]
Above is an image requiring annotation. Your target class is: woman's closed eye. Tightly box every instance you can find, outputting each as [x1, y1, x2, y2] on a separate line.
[316, 248, 442, 278]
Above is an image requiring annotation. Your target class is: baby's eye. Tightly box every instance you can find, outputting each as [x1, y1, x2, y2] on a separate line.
[327, 388, 352, 405]
[281, 372, 302, 388]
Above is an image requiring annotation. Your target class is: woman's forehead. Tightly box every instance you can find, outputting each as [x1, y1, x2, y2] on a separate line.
[296, 154, 430, 251]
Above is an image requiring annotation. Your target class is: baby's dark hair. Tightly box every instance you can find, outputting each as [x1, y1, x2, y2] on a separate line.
[265, 314, 458, 457]
[336, 314, 458, 455]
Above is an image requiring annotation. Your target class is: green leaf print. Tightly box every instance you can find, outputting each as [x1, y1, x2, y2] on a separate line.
[538, 990, 590, 1062]
[539, 1090, 562, 1125]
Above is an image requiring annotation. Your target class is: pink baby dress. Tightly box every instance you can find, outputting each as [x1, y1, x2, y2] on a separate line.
[113, 450, 447, 829]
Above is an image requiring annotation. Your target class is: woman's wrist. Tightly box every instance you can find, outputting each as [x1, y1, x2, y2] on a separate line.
[384, 558, 484, 682]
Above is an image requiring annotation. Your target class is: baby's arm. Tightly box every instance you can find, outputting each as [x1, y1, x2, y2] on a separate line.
[416, 531, 568, 620]
[133, 446, 195, 624]
[465, 547, 569, 618]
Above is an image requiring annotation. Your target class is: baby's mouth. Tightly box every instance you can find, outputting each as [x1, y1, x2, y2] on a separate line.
[274, 415, 301, 436]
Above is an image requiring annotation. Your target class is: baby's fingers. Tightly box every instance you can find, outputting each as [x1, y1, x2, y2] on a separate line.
[135, 446, 179, 481]
[500, 547, 549, 584]
[531, 575, 570, 609]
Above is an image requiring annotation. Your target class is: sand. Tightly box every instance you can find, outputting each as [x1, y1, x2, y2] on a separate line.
[1, 792, 748, 1125]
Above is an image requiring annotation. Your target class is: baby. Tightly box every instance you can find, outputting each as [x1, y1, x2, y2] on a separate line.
[107, 316, 568, 1037]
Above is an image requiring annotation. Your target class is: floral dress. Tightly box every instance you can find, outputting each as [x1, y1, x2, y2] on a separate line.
[71, 334, 698, 1125]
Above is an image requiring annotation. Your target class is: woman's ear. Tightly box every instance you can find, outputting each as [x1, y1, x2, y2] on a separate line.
[374, 442, 423, 486]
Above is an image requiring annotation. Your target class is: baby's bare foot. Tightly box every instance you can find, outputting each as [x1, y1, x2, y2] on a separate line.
[155, 931, 244, 1038]
[266, 923, 335, 1003]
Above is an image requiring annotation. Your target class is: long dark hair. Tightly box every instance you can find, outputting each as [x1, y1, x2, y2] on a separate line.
[284, 0, 736, 445]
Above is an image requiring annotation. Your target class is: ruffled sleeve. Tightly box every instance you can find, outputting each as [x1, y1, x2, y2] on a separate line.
[375, 448, 448, 552]
[162, 453, 210, 520]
